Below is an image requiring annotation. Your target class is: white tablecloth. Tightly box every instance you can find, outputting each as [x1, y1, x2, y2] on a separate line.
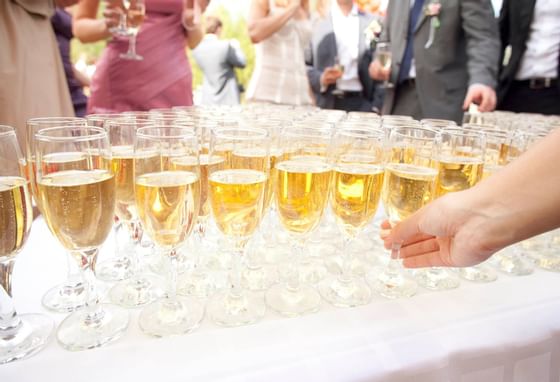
[2, 217, 560, 382]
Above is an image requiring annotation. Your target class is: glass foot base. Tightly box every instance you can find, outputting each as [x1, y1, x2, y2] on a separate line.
[207, 291, 265, 327]
[494, 253, 534, 276]
[139, 297, 204, 337]
[178, 271, 216, 298]
[0, 314, 54, 365]
[42, 280, 87, 313]
[109, 275, 164, 308]
[367, 268, 417, 299]
[96, 257, 133, 282]
[319, 277, 372, 308]
[458, 265, 497, 283]
[242, 265, 278, 291]
[414, 268, 460, 291]
[265, 284, 321, 317]
[57, 304, 129, 351]
[119, 52, 143, 61]
[532, 253, 560, 272]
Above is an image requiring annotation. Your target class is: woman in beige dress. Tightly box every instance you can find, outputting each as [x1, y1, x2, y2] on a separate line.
[247, 0, 313, 106]
[0, 0, 74, 148]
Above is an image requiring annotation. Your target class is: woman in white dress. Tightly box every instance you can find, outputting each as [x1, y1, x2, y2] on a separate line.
[247, 0, 313, 105]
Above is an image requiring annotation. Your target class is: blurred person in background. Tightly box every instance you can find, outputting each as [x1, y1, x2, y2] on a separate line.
[497, 0, 560, 115]
[369, 0, 500, 123]
[192, 16, 247, 106]
[73, 0, 208, 113]
[0, 0, 74, 147]
[306, 0, 382, 112]
[52, 7, 90, 117]
[247, 0, 313, 105]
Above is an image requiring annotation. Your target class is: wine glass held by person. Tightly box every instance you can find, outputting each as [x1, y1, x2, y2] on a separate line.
[0, 126, 54, 364]
[382, 129, 560, 270]
[73, 0, 208, 113]
[34, 125, 129, 351]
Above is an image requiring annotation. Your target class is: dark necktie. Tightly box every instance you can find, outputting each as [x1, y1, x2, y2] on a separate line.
[398, 0, 426, 83]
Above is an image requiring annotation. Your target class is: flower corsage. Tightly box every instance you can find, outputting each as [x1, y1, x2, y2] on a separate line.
[424, 0, 441, 49]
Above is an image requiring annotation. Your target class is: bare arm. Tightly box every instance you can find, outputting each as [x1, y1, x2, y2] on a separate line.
[183, 0, 208, 49]
[383, 129, 560, 268]
[72, 66, 91, 87]
[73, 0, 117, 43]
[248, 0, 300, 44]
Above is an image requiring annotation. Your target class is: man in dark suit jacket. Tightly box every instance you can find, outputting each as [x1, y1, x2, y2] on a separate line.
[497, 0, 560, 115]
[306, 0, 383, 113]
[369, 0, 500, 124]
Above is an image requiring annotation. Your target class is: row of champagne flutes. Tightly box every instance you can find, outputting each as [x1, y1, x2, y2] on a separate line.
[2, 106, 559, 364]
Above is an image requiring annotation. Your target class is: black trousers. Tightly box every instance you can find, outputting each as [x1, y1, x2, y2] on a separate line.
[499, 82, 560, 115]
[332, 95, 373, 112]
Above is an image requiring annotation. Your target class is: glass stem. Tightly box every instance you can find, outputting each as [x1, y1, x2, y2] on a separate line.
[339, 236, 353, 283]
[387, 243, 402, 276]
[286, 238, 304, 292]
[167, 249, 178, 301]
[0, 259, 22, 336]
[194, 218, 207, 274]
[127, 219, 143, 276]
[128, 33, 137, 56]
[229, 241, 245, 299]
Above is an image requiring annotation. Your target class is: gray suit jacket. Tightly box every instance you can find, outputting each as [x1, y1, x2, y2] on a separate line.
[193, 35, 246, 106]
[305, 11, 383, 111]
[382, 0, 500, 123]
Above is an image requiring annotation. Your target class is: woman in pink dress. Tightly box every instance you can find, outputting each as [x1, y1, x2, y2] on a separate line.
[74, 0, 208, 113]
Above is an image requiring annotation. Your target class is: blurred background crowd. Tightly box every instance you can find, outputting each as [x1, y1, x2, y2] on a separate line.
[0, 0, 558, 146]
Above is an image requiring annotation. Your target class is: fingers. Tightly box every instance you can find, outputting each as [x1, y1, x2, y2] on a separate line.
[184, 0, 194, 9]
[398, 237, 440, 258]
[462, 88, 475, 110]
[478, 88, 497, 112]
[402, 251, 449, 268]
[386, 211, 423, 245]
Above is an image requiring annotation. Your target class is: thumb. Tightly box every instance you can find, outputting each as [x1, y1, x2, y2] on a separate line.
[386, 211, 423, 246]
[463, 89, 474, 111]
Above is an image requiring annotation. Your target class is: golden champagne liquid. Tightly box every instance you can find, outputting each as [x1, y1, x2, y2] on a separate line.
[435, 157, 484, 196]
[38, 170, 116, 251]
[498, 143, 521, 165]
[171, 154, 225, 219]
[382, 163, 438, 223]
[331, 164, 384, 236]
[230, 147, 278, 212]
[127, 4, 145, 33]
[0, 177, 33, 259]
[135, 171, 200, 248]
[276, 159, 331, 235]
[208, 169, 267, 239]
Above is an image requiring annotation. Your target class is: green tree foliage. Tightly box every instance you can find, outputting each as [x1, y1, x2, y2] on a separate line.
[189, 5, 255, 91]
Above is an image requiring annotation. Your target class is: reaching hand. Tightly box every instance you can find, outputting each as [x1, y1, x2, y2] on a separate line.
[368, 60, 390, 81]
[462, 84, 497, 112]
[381, 191, 500, 268]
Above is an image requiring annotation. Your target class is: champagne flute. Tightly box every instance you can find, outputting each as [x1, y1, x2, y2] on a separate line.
[120, 0, 146, 61]
[26, 117, 89, 313]
[319, 127, 385, 307]
[367, 126, 438, 299]
[86, 113, 135, 282]
[206, 126, 270, 327]
[414, 129, 486, 290]
[0, 125, 54, 364]
[135, 126, 203, 337]
[105, 118, 165, 308]
[265, 127, 332, 316]
[331, 55, 345, 96]
[374, 42, 393, 89]
[35, 125, 129, 350]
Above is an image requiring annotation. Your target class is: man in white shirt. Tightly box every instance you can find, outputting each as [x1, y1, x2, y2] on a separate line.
[306, 0, 383, 112]
[498, 0, 560, 115]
